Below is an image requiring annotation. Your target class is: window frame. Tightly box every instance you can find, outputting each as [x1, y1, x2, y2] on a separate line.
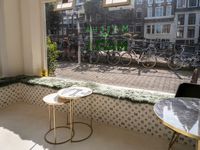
[102, 0, 131, 7]
[155, 0, 164, 4]
[155, 6, 164, 17]
[188, 13, 196, 25]
[177, 0, 186, 8]
[188, 0, 198, 7]
[148, 0, 153, 5]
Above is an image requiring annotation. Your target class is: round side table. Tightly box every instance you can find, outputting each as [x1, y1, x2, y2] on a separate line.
[57, 86, 93, 142]
[43, 93, 74, 144]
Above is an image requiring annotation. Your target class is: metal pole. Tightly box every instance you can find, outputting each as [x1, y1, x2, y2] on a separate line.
[77, 10, 81, 64]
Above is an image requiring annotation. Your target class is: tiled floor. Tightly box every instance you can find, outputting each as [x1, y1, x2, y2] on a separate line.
[0, 102, 194, 150]
[55, 62, 195, 93]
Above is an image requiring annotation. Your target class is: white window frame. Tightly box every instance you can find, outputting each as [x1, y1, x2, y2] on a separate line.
[155, 6, 163, 17]
[103, 0, 131, 7]
[177, 0, 186, 8]
[148, 0, 153, 5]
[188, 0, 198, 7]
[162, 24, 171, 33]
[155, 0, 164, 4]
[147, 7, 153, 17]
[166, 5, 172, 16]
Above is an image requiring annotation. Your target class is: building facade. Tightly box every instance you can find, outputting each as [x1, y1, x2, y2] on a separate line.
[144, 0, 176, 42]
[174, 0, 200, 44]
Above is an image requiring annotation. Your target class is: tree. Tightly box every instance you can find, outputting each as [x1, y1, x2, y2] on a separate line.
[46, 3, 62, 35]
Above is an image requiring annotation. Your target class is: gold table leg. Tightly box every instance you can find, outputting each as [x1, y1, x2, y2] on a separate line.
[196, 140, 200, 150]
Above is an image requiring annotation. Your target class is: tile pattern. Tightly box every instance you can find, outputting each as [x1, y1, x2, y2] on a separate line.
[0, 83, 195, 147]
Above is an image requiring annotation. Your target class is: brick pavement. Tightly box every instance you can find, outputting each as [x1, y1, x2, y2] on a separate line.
[55, 62, 195, 93]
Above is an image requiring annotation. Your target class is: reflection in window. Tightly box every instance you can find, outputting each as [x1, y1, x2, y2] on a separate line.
[188, 14, 196, 25]
[55, 0, 74, 10]
[147, 7, 153, 17]
[155, 7, 163, 17]
[188, 0, 197, 7]
[147, 25, 151, 34]
[187, 27, 195, 38]
[177, 0, 186, 8]
[162, 24, 171, 33]
[103, 0, 130, 7]
[156, 24, 161, 33]
[166, 5, 172, 16]
[177, 14, 185, 25]
[177, 27, 184, 38]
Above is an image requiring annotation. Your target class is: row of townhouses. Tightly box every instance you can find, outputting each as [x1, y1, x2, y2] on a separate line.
[56, 0, 200, 45]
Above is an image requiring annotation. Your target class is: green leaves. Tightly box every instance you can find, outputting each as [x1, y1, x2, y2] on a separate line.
[47, 37, 60, 76]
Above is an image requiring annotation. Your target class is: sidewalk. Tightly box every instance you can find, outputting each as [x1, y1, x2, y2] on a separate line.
[55, 62, 195, 93]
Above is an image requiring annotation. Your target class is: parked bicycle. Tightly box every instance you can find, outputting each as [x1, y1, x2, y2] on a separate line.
[120, 33, 157, 68]
[168, 45, 200, 70]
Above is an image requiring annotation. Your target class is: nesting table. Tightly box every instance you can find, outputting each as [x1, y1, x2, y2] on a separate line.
[154, 97, 200, 150]
[43, 86, 93, 144]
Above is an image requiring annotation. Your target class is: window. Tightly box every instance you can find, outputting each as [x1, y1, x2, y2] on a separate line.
[188, 0, 197, 7]
[136, 10, 142, 19]
[136, 25, 142, 33]
[147, 25, 151, 34]
[177, 0, 186, 8]
[162, 24, 171, 33]
[103, 0, 130, 7]
[177, 27, 184, 38]
[147, 7, 153, 17]
[166, 6, 172, 16]
[55, 0, 75, 10]
[136, 0, 143, 4]
[152, 25, 155, 34]
[148, 0, 153, 5]
[156, 24, 162, 33]
[155, 0, 164, 3]
[188, 14, 196, 25]
[177, 14, 185, 25]
[155, 7, 163, 17]
[187, 27, 195, 38]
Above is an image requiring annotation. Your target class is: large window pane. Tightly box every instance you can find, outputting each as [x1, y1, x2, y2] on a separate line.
[188, 0, 197, 7]
[187, 27, 195, 38]
[188, 14, 196, 25]
[177, 14, 185, 25]
[177, 0, 186, 8]
[147, 7, 152, 17]
[162, 24, 171, 33]
[156, 24, 162, 33]
[166, 5, 172, 16]
[155, 7, 163, 17]
[177, 27, 184, 38]
[147, 25, 151, 34]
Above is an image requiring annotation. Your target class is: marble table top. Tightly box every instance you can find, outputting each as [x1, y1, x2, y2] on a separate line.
[57, 86, 93, 99]
[154, 97, 200, 140]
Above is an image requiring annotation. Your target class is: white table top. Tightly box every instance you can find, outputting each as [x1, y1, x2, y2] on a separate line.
[154, 97, 200, 140]
[57, 87, 93, 99]
[43, 93, 67, 105]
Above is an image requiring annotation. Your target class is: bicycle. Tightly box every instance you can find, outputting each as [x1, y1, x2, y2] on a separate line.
[120, 34, 157, 68]
[167, 45, 200, 70]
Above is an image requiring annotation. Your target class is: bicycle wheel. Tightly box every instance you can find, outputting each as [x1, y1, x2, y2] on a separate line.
[141, 51, 157, 69]
[167, 55, 183, 70]
[107, 51, 121, 65]
[120, 52, 132, 66]
[89, 51, 100, 64]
